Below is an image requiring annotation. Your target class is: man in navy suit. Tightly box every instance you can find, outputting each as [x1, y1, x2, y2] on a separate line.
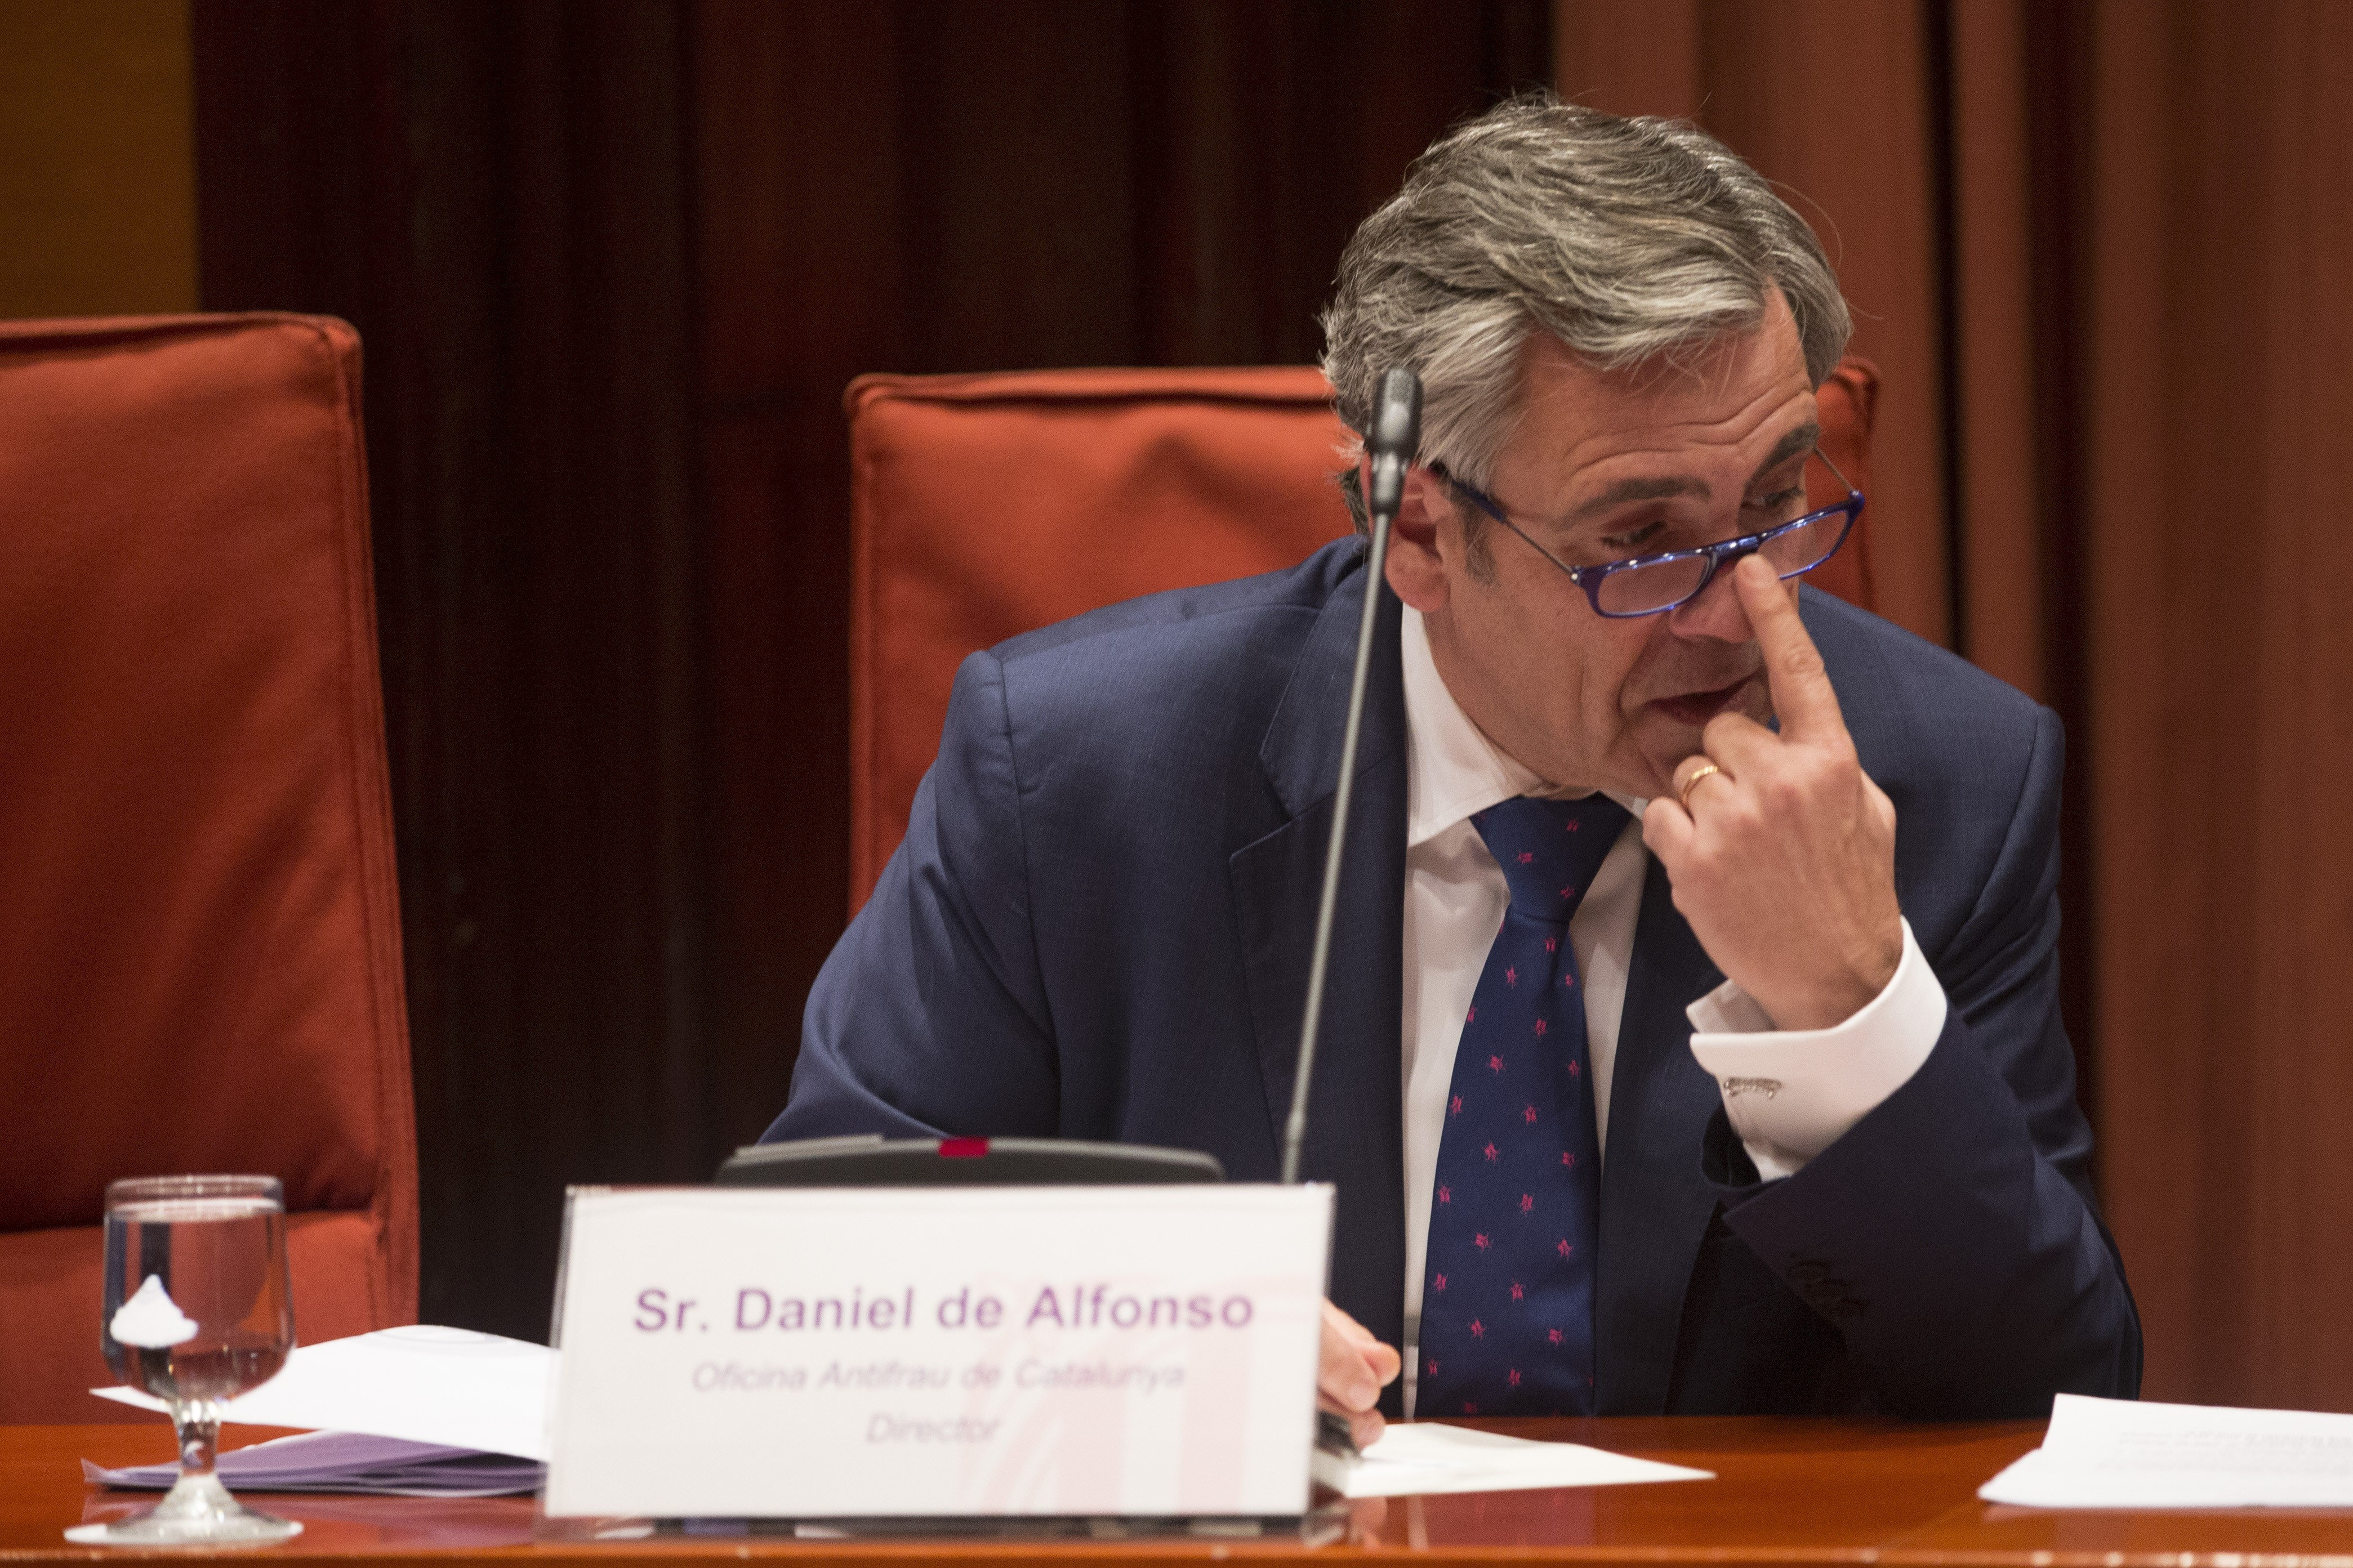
[768, 95, 2139, 1440]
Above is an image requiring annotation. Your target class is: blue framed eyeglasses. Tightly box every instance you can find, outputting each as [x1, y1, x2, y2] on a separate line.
[1432, 450, 1865, 618]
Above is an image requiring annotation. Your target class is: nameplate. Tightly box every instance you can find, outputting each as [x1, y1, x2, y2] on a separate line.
[542, 1183, 1333, 1520]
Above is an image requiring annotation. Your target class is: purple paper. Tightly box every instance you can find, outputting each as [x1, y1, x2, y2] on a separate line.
[83, 1429, 545, 1498]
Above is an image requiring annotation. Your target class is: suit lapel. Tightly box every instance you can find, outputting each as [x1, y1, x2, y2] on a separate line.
[1228, 556, 1409, 1362]
[1594, 855, 1729, 1413]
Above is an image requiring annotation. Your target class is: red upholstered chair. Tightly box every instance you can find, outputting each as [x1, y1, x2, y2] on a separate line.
[845, 361, 1879, 909]
[0, 314, 418, 1423]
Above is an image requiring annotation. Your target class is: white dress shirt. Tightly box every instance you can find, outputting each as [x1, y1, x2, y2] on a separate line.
[1396, 606, 1947, 1411]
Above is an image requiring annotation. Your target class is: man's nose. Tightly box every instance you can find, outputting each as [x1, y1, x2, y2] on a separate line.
[1664, 550, 1759, 641]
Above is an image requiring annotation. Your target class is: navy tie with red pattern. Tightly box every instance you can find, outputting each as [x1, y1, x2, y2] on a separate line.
[1418, 793, 1631, 1418]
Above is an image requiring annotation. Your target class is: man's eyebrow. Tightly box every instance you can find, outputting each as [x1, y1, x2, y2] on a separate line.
[1749, 421, 1821, 484]
[1563, 421, 1824, 522]
[1567, 475, 1709, 520]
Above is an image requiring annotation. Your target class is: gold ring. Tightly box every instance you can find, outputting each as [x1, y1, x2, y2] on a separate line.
[1677, 762, 1726, 810]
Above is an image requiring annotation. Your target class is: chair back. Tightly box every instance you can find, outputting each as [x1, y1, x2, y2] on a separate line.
[846, 360, 1879, 910]
[0, 314, 417, 1422]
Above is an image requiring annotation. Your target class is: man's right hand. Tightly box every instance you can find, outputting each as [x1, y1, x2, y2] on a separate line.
[1318, 1299, 1402, 1449]
[1641, 556, 1902, 1030]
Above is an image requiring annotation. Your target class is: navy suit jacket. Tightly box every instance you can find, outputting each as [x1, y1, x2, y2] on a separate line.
[769, 538, 2141, 1418]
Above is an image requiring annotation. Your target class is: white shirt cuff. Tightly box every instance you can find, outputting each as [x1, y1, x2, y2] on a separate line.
[1684, 918, 1946, 1182]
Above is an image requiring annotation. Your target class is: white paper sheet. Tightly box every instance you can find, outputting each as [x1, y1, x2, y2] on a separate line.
[1981, 1393, 2353, 1509]
[1311, 1421, 1713, 1498]
[90, 1325, 553, 1462]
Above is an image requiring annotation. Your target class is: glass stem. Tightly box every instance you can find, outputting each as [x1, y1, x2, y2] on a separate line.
[174, 1401, 220, 1481]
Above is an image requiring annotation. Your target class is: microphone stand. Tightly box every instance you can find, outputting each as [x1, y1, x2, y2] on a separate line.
[1281, 369, 1421, 1185]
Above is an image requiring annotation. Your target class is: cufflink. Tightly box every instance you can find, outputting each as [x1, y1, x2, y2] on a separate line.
[1721, 1076, 1782, 1099]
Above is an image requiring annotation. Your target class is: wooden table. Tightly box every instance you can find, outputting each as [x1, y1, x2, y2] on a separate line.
[8, 1418, 2352, 1566]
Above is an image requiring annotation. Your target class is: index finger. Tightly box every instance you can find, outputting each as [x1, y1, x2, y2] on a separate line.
[1731, 554, 1846, 743]
[1322, 1299, 1402, 1382]
[1322, 1298, 1376, 1347]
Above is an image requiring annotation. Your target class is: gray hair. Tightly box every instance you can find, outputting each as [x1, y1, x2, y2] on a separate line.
[1320, 91, 1851, 529]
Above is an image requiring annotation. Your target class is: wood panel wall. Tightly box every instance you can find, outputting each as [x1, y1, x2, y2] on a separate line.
[190, 0, 1549, 1342]
[0, 0, 196, 318]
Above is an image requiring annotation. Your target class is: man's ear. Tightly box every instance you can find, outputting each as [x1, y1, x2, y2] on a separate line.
[1383, 466, 1454, 614]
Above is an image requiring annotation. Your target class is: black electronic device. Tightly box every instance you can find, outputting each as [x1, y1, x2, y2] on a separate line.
[714, 1134, 1224, 1188]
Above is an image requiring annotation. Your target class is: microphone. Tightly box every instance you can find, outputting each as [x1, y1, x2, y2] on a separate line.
[1281, 368, 1422, 1185]
[1365, 369, 1420, 518]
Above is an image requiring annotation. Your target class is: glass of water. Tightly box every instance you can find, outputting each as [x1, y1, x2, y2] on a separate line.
[69, 1175, 302, 1546]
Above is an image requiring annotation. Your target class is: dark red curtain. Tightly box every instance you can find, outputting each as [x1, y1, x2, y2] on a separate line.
[2079, 0, 2353, 1410]
[191, 0, 1550, 1342]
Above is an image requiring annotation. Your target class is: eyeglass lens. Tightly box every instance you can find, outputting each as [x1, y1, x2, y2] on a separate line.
[1592, 510, 1848, 616]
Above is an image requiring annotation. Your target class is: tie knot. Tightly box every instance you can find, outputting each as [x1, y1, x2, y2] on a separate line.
[1470, 794, 1629, 922]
